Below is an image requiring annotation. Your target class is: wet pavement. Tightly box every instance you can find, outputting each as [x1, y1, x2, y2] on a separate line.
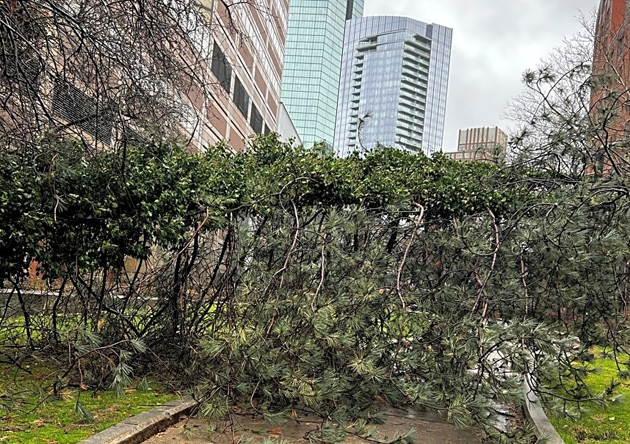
[143, 408, 483, 444]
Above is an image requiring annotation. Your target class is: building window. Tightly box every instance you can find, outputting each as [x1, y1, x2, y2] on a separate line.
[250, 104, 264, 134]
[52, 79, 112, 145]
[233, 77, 249, 117]
[211, 43, 232, 94]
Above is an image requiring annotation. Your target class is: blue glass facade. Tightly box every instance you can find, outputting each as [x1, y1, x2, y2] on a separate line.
[281, 0, 364, 148]
[334, 17, 452, 156]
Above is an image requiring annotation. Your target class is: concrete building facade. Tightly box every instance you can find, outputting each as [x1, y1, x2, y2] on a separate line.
[9, 0, 291, 153]
[277, 102, 303, 145]
[334, 16, 452, 157]
[443, 126, 507, 163]
[280, 0, 364, 148]
[197, 0, 291, 151]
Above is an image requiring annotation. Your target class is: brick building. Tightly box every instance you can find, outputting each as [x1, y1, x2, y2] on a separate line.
[198, 0, 291, 151]
[0, 0, 291, 153]
[591, 0, 630, 140]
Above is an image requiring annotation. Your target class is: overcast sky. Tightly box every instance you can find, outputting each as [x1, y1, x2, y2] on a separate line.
[364, 0, 600, 150]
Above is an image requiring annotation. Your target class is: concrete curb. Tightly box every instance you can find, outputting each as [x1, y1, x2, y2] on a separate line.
[522, 374, 566, 444]
[79, 396, 198, 444]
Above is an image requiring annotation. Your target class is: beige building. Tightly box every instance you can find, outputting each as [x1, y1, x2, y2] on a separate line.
[444, 126, 508, 163]
[187, 0, 291, 151]
[0, 1, 291, 153]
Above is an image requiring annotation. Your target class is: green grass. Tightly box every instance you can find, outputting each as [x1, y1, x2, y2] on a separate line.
[549, 351, 630, 444]
[0, 360, 177, 444]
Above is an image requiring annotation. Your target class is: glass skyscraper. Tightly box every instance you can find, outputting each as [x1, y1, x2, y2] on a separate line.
[334, 17, 452, 156]
[281, 0, 364, 148]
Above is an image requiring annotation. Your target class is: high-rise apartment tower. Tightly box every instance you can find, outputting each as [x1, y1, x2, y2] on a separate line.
[334, 16, 451, 157]
[281, 0, 364, 148]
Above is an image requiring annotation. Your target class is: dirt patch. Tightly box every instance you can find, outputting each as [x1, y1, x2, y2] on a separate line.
[144, 409, 483, 444]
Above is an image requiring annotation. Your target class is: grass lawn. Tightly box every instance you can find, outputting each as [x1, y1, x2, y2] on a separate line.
[549, 351, 630, 444]
[0, 359, 177, 444]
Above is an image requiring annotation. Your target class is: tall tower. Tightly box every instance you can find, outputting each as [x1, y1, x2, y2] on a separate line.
[281, 0, 365, 148]
[334, 16, 452, 157]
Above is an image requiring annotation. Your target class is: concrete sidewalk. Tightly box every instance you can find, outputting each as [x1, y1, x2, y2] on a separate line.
[143, 408, 483, 444]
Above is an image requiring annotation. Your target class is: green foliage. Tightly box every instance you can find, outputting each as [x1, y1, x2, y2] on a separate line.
[0, 148, 48, 282]
[33, 141, 232, 275]
[235, 137, 523, 219]
[549, 351, 630, 444]
[2, 134, 630, 443]
[0, 136, 523, 282]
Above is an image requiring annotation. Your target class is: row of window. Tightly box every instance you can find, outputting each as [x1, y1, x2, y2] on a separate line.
[211, 43, 267, 135]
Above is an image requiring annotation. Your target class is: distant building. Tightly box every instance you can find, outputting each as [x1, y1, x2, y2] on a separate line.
[281, 0, 365, 148]
[334, 16, 452, 157]
[443, 126, 507, 163]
